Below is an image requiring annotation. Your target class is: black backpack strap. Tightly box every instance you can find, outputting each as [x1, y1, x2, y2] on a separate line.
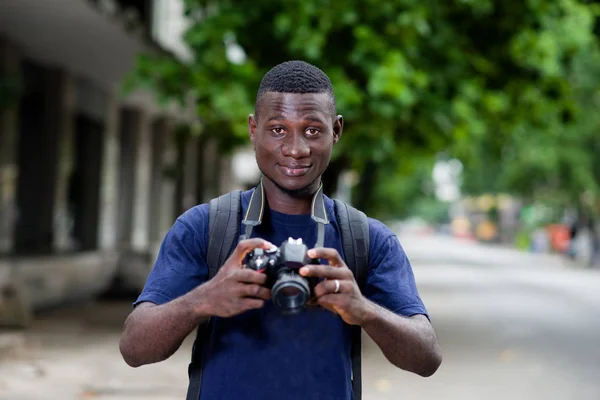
[207, 190, 243, 277]
[186, 190, 242, 400]
[334, 199, 370, 400]
[334, 199, 369, 290]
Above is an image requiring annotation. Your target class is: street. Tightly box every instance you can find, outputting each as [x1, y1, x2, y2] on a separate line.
[1, 234, 599, 400]
[363, 235, 600, 400]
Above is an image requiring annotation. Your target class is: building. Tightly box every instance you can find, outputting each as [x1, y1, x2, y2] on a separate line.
[0, 0, 257, 326]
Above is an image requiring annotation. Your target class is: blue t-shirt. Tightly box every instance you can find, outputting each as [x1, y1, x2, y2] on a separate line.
[135, 189, 428, 400]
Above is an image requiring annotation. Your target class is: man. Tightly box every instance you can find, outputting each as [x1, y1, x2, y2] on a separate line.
[119, 60, 442, 399]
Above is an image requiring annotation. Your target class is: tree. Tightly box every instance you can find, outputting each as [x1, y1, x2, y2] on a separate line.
[454, 0, 600, 264]
[125, 0, 598, 216]
[458, 0, 600, 208]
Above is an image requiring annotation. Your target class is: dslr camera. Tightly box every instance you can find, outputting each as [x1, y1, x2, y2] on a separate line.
[244, 237, 319, 315]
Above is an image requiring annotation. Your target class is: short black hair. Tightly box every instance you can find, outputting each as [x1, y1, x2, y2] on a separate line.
[255, 60, 336, 117]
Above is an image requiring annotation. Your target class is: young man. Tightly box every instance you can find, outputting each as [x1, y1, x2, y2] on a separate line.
[119, 60, 442, 399]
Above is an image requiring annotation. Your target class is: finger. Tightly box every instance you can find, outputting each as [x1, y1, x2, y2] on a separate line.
[234, 269, 268, 285]
[240, 284, 271, 300]
[242, 298, 265, 310]
[316, 294, 342, 313]
[299, 263, 351, 279]
[313, 279, 347, 298]
[307, 247, 344, 266]
[229, 238, 274, 266]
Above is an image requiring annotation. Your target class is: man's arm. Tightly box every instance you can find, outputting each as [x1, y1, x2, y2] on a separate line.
[300, 247, 442, 377]
[360, 302, 442, 376]
[119, 291, 210, 367]
[119, 238, 273, 367]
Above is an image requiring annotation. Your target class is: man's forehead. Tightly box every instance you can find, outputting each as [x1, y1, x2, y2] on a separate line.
[258, 92, 332, 115]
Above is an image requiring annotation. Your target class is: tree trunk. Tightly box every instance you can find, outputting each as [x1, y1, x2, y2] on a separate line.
[173, 130, 187, 217]
[195, 135, 208, 203]
[353, 160, 377, 213]
[321, 156, 349, 197]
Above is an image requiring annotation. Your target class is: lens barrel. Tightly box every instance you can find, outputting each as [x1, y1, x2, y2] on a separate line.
[271, 273, 310, 314]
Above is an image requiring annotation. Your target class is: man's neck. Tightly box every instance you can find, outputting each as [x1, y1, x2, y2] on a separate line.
[261, 178, 320, 215]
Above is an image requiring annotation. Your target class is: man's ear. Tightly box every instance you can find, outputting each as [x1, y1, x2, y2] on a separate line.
[333, 115, 343, 144]
[248, 114, 257, 143]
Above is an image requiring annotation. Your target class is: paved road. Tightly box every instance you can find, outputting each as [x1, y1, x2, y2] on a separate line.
[363, 235, 600, 400]
[1, 234, 599, 400]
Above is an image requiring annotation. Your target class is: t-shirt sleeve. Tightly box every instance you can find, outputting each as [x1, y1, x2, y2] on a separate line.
[133, 206, 210, 308]
[364, 221, 429, 318]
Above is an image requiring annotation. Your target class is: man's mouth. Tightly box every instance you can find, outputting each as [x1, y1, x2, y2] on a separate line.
[278, 164, 311, 177]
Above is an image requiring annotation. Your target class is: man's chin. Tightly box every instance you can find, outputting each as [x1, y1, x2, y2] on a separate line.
[273, 179, 314, 197]
[260, 171, 318, 197]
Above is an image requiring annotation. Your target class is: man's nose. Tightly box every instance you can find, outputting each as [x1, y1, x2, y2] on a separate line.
[281, 132, 310, 158]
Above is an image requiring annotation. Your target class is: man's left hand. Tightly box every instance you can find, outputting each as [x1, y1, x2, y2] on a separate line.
[299, 247, 374, 326]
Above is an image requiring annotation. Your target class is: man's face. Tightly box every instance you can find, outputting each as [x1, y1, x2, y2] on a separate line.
[248, 92, 343, 195]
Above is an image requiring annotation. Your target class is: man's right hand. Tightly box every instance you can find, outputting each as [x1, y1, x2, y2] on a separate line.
[194, 238, 274, 318]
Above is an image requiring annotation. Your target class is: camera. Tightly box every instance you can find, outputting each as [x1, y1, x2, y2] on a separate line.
[244, 237, 319, 315]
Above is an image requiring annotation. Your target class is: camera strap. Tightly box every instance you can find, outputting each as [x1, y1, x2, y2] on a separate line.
[240, 179, 329, 248]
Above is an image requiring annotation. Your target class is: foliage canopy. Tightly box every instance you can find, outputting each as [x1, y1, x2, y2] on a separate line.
[126, 0, 600, 216]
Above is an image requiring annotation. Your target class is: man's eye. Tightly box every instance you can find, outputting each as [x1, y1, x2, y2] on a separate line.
[271, 128, 285, 135]
[306, 129, 320, 136]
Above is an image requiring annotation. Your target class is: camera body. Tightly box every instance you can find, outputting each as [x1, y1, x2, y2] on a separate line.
[244, 237, 319, 314]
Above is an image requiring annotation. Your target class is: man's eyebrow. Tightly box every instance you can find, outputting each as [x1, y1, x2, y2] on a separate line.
[265, 115, 326, 123]
[267, 115, 323, 122]
[305, 116, 326, 123]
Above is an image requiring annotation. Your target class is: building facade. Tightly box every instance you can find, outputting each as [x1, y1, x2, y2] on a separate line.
[0, 0, 253, 326]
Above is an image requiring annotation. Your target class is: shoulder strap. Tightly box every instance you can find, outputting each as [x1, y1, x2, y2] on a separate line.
[186, 190, 242, 400]
[334, 199, 369, 290]
[207, 190, 243, 278]
[333, 199, 370, 400]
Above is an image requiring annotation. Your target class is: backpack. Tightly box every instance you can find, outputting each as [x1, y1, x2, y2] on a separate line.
[186, 189, 370, 400]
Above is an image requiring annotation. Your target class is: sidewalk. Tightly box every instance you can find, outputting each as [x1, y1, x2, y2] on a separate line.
[0, 301, 192, 400]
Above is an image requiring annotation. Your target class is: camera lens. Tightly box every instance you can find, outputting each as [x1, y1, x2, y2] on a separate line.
[271, 274, 310, 315]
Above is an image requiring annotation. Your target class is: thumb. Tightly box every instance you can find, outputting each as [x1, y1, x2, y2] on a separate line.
[226, 238, 274, 268]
